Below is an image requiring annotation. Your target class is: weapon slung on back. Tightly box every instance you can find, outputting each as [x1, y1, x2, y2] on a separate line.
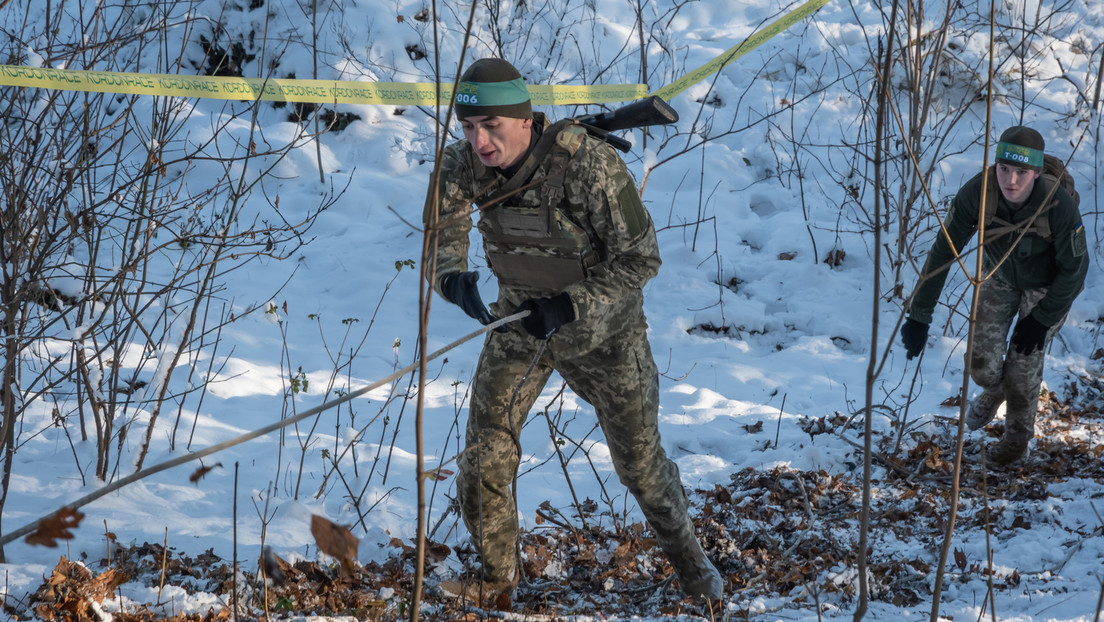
[573, 96, 679, 152]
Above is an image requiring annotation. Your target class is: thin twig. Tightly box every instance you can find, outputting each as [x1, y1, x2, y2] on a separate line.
[156, 527, 169, 605]
[982, 448, 996, 622]
[0, 312, 528, 548]
[772, 393, 787, 449]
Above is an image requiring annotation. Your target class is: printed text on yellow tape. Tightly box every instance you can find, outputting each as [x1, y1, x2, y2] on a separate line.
[0, 0, 828, 107]
[0, 64, 646, 106]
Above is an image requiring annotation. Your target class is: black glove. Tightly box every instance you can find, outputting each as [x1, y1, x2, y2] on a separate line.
[515, 293, 575, 339]
[1010, 314, 1048, 355]
[439, 271, 495, 326]
[900, 318, 929, 360]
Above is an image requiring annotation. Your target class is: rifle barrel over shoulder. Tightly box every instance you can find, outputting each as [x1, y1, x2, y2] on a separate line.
[575, 96, 678, 132]
[572, 96, 678, 152]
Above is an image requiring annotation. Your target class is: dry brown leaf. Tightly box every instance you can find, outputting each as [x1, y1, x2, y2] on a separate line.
[26, 508, 85, 547]
[311, 514, 359, 576]
[261, 545, 290, 586]
[202, 607, 232, 621]
[87, 567, 129, 603]
[425, 540, 451, 563]
[823, 248, 846, 267]
[924, 446, 951, 471]
[611, 541, 635, 566]
[189, 462, 223, 484]
[31, 556, 127, 621]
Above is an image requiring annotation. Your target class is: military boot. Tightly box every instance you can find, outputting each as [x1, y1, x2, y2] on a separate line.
[667, 537, 723, 605]
[987, 396, 1037, 466]
[436, 567, 518, 605]
[987, 436, 1028, 466]
[965, 388, 1004, 431]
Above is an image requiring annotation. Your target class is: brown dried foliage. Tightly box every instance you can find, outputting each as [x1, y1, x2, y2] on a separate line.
[30, 557, 128, 621]
[311, 514, 359, 577]
[20, 384, 1103, 620]
[188, 462, 223, 484]
[25, 507, 85, 548]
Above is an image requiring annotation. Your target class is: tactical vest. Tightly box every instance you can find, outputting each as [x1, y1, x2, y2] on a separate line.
[474, 120, 600, 294]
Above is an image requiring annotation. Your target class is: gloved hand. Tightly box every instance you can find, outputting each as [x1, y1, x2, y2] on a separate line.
[515, 293, 575, 339]
[439, 271, 495, 326]
[1010, 314, 1048, 355]
[900, 317, 929, 360]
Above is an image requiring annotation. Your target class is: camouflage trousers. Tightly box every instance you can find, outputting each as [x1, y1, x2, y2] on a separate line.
[969, 277, 1065, 443]
[456, 311, 695, 584]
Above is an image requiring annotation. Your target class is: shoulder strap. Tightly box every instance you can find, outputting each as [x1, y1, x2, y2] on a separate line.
[982, 167, 998, 227]
[983, 169, 1057, 243]
[539, 124, 585, 233]
[1034, 177, 1058, 241]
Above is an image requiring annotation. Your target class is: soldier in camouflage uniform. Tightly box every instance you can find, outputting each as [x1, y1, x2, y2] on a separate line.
[423, 58, 722, 606]
[901, 126, 1088, 465]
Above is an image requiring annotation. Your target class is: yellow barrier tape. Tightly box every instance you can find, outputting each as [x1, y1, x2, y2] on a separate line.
[650, 0, 830, 101]
[0, 0, 826, 108]
[0, 64, 646, 106]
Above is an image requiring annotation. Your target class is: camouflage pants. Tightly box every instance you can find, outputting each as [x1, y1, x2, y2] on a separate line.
[456, 312, 695, 583]
[969, 277, 1064, 443]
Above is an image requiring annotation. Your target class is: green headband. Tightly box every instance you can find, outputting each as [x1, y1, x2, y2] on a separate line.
[455, 77, 530, 108]
[995, 141, 1044, 169]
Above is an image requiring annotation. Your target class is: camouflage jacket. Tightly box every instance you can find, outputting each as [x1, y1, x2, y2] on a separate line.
[909, 170, 1088, 327]
[424, 113, 661, 353]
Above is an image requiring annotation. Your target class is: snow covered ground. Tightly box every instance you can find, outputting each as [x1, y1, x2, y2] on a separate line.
[2, 0, 1103, 620]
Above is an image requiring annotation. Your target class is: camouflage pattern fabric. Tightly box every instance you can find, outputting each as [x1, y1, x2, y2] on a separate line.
[457, 310, 695, 584]
[425, 115, 699, 585]
[969, 276, 1066, 444]
[425, 114, 662, 357]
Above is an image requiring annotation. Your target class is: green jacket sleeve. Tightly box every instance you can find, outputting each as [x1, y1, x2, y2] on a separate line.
[907, 174, 983, 325]
[1029, 193, 1089, 326]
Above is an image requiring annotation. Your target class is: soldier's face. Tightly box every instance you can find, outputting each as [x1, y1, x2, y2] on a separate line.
[460, 115, 533, 169]
[995, 162, 1040, 205]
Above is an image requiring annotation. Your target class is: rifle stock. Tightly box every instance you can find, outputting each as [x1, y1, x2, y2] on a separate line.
[573, 95, 678, 152]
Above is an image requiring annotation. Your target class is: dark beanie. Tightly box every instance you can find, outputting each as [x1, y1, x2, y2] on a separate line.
[995, 125, 1045, 171]
[454, 58, 532, 120]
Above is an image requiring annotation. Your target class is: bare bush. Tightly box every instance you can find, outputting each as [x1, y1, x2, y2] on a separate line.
[0, 1, 337, 560]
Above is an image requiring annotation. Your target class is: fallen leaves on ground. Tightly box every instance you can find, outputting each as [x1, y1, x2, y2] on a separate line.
[16, 380, 1103, 621]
